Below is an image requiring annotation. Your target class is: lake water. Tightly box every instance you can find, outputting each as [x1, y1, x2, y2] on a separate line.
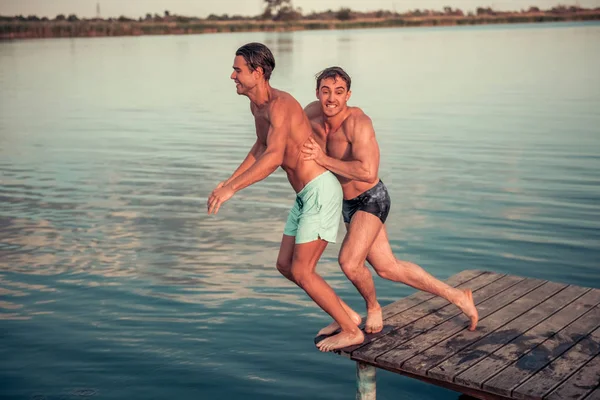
[1, 21, 599, 400]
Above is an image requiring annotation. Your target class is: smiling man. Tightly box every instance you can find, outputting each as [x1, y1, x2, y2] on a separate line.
[207, 44, 365, 352]
[303, 66, 479, 335]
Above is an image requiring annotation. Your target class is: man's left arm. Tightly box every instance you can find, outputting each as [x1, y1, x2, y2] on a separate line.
[207, 103, 288, 214]
[304, 115, 379, 182]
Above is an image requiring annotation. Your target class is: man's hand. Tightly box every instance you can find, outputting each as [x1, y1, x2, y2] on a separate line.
[207, 185, 235, 215]
[302, 138, 326, 165]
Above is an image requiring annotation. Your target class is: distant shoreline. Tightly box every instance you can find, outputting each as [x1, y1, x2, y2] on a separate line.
[2, 10, 599, 40]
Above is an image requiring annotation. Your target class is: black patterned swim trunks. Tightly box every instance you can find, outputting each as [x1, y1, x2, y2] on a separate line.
[342, 180, 391, 224]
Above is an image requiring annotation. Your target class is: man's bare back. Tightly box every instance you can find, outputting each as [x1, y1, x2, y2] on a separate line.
[251, 89, 326, 193]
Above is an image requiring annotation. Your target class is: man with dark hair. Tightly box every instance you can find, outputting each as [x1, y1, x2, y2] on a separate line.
[303, 66, 479, 336]
[207, 45, 364, 352]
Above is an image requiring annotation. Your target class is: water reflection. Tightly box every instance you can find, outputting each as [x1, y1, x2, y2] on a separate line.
[0, 166, 339, 319]
[336, 32, 355, 67]
[265, 32, 295, 79]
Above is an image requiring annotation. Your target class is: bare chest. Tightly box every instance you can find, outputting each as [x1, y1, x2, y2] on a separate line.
[326, 129, 352, 161]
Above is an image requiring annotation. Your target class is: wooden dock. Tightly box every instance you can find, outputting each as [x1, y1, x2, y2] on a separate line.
[316, 270, 600, 400]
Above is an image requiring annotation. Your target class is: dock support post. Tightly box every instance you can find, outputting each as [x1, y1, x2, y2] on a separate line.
[356, 362, 376, 400]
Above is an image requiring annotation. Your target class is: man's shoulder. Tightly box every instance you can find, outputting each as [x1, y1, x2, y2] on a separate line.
[349, 106, 372, 121]
[304, 101, 322, 121]
[344, 107, 373, 130]
[269, 89, 301, 113]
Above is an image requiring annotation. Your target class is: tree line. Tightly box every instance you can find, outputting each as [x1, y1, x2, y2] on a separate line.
[2, 1, 598, 40]
[1, 2, 597, 23]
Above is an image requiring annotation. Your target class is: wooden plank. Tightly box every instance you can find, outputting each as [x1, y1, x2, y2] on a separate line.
[455, 289, 600, 389]
[385, 272, 506, 328]
[583, 387, 600, 400]
[427, 285, 590, 383]
[342, 271, 506, 357]
[483, 304, 600, 397]
[512, 327, 600, 400]
[367, 359, 513, 400]
[317, 271, 600, 400]
[546, 353, 600, 400]
[352, 271, 497, 351]
[374, 277, 547, 371]
[379, 269, 488, 320]
[315, 270, 492, 354]
[351, 273, 522, 363]
[403, 281, 568, 376]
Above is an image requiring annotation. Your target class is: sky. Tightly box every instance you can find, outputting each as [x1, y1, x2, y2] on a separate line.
[1, 0, 599, 19]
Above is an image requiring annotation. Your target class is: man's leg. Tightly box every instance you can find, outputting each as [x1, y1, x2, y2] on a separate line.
[275, 234, 299, 282]
[286, 238, 364, 352]
[338, 211, 386, 333]
[276, 234, 363, 335]
[366, 226, 478, 331]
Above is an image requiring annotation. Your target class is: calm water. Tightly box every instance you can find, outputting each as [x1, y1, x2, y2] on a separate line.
[1, 22, 599, 400]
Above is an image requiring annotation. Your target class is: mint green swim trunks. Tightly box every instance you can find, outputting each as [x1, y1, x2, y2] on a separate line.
[283, 171, 343, 244]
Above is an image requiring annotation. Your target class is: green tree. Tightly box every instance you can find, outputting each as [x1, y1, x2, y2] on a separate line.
[263, 0, 291, 18]
[336, 7, 352, 20]
[274, 5, 301, 21]
[260, 8, 273, 19]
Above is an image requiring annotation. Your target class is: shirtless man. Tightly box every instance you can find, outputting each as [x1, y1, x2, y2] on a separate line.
[207, 44, 364, 352]
[302, 66, 478, 335]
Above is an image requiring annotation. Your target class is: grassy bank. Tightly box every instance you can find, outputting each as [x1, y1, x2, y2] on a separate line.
[2, 10, 599, 40]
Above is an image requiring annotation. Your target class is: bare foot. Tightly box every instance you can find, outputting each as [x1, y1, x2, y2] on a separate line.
[316, 330, 365, 352]
[457, 289, 478, 331]
[365, 305, 383, 334]
[317, 309, 362, 337]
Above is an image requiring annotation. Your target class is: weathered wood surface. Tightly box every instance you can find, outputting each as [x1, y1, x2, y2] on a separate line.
[318, 270, 600, 400]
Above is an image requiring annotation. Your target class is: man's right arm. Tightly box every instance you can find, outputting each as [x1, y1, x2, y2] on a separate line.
[306, 113, 379, 183]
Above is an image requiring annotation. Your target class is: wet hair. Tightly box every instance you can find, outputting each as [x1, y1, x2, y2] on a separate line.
[315, 66, 351, 91]
[235, 42, 276, 81]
